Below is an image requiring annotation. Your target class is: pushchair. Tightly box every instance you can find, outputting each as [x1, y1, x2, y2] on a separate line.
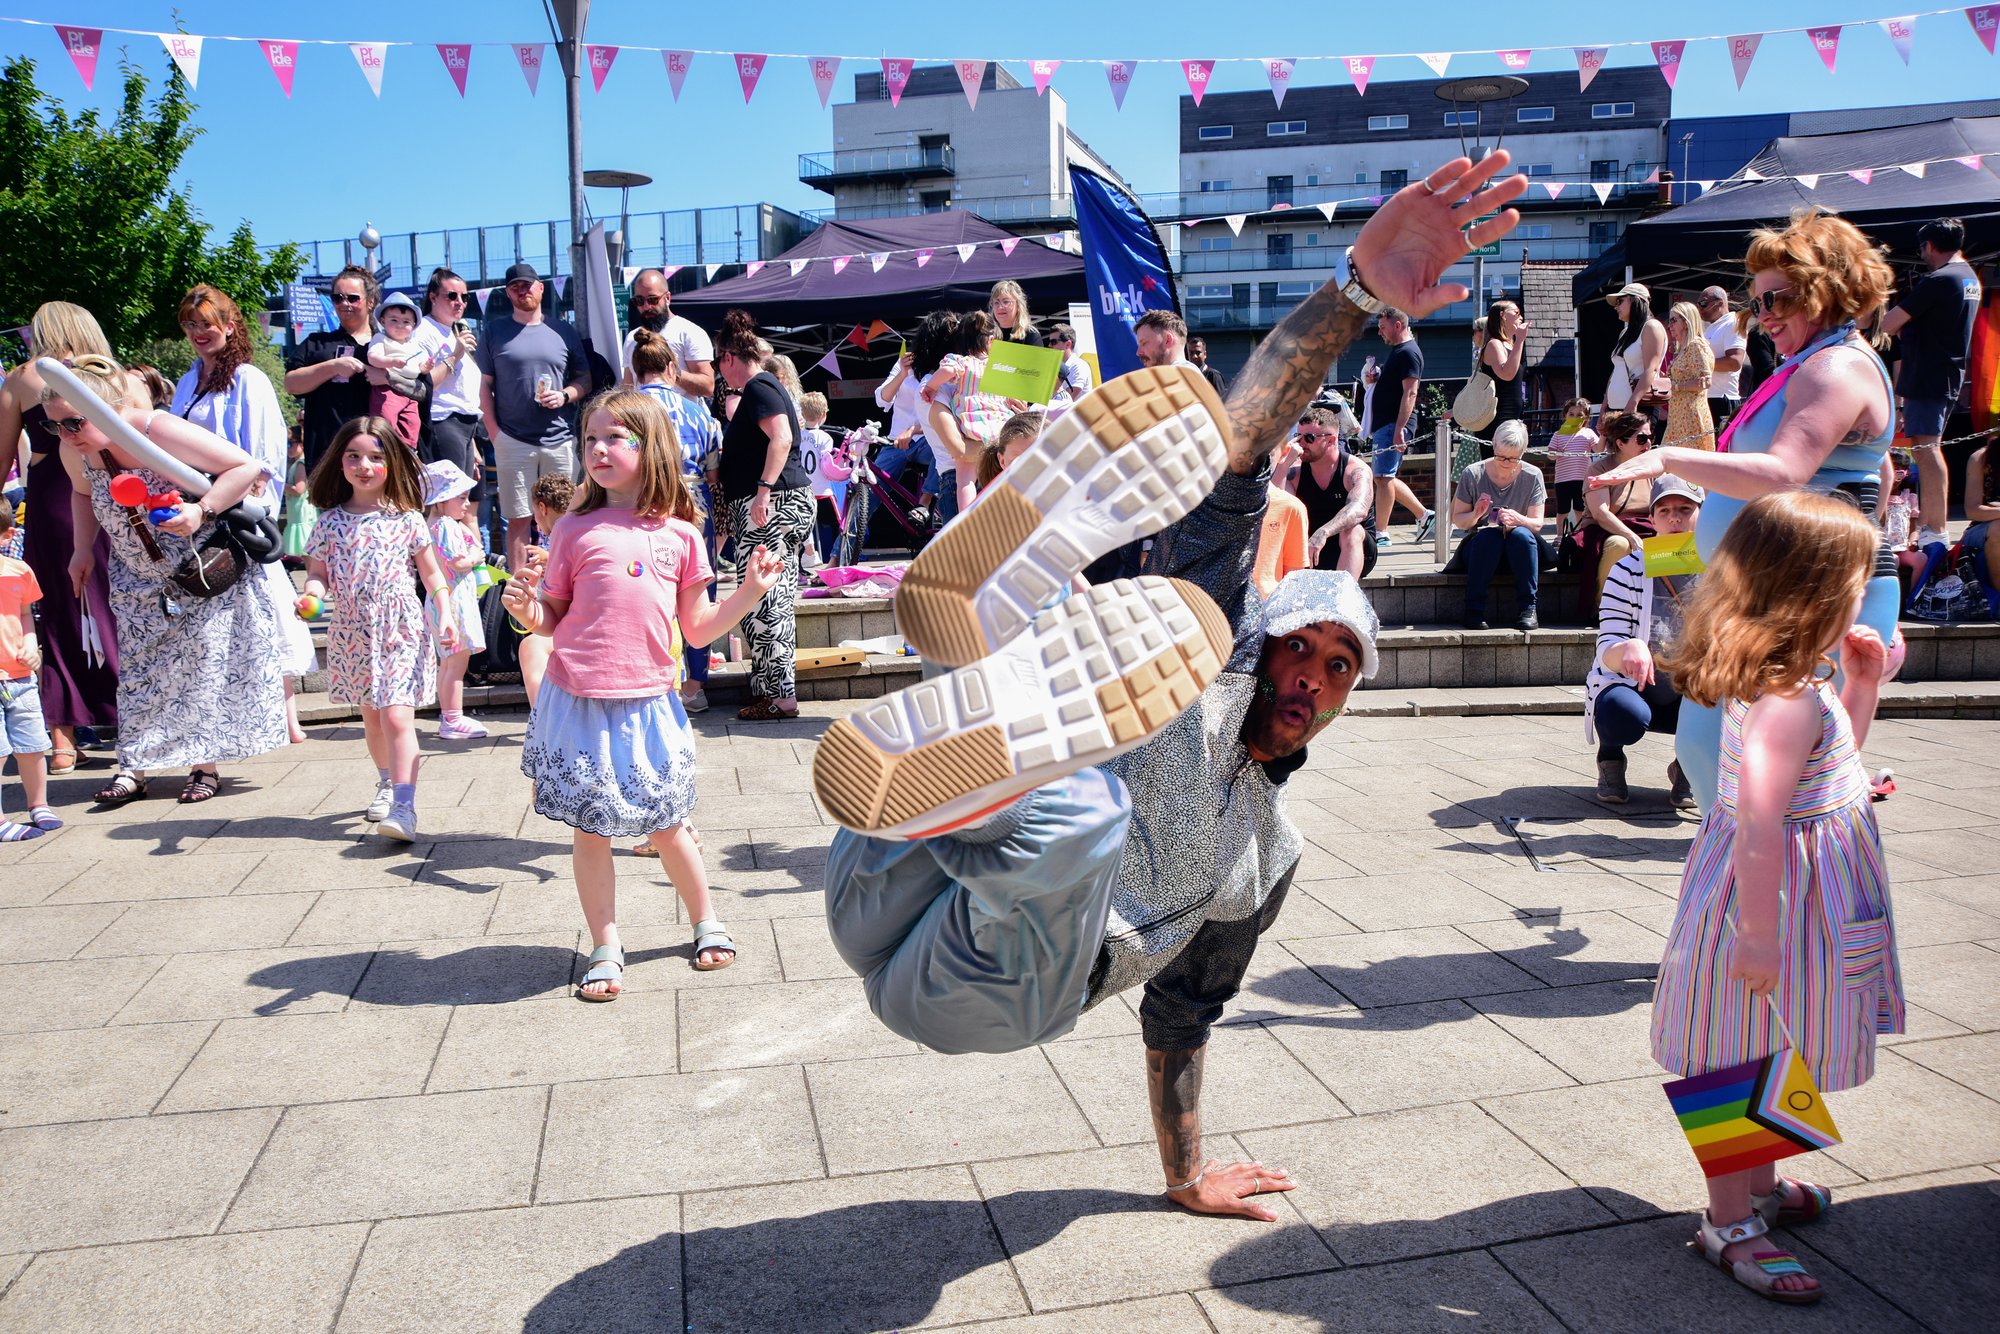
[825, 422, 939, 563]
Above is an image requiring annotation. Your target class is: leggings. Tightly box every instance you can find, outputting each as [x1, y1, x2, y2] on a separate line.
[1593, 678, 1682, 760]
[728, 487, 816, 701]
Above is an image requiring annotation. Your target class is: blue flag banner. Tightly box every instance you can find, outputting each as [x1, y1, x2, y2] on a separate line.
[1069, 166, 1179, 383]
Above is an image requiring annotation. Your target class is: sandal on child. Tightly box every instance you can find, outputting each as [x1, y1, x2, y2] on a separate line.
[575, 944, 624, 1003]
[178, 769, 221, 804]
[735, 699, 799, 722]
[632, 838, 659, 857]
[47, 746, 80, 776]
[1690, 1211, 1822, 1305]
[1753, 1178, 1834, 1228]
[94, 772, 149, 806]
[691, 918, 737, 971]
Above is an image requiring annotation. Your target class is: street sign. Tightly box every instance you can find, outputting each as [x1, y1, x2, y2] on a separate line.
[1468, 242, 1500, 257]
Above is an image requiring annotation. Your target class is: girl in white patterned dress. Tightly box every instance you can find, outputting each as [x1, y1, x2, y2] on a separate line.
[301, 418, 460, 842]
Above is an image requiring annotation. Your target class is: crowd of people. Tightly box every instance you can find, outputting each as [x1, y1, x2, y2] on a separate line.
[0, 147, 1985, 1308]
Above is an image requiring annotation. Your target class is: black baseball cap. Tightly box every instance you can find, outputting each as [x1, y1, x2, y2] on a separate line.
[503, 262, 540, 285]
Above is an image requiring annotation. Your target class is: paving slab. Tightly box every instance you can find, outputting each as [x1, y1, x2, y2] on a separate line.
[481, 878, 683, 936]
[1453, 910, 1664, 986]
[1282, 925, 1546, 1007]
[769, 914, 852, 982]
[676, 976, 921, 1071]
[1266, 999, 1574, 1115]
[1470, 979, 1665, 1083]
[157, 1008, 449, 1112]
[113, 945, 376, 1023]
[1898, 940, 2000, 1030]
[943, 1294, 1213, 1332]
[77, 892, 319, 958]
[233, 845, 426, 893]
[0, 902, 124, 963]
[1894, 1029, 2000, 1099]
[41, 852, 267, 904]
[1198, 1249, 1564, 1332]
[0, 955, 165, 1033]
[1819, 1050, 2000, 1179]
[348, 932, 578, 1008]
[1296, 871, 1518, 933]
[285, 883, 497, 946]
[426, 989, 681, 1092]
[0, 1020, 211, 1126]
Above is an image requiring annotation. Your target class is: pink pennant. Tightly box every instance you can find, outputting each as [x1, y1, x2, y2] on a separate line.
[1651, 40, 1686, 88]
[1344, 56, 1375, 95]
[1264, 58, 1296, 108]
[437, 44, 471, 96]
[813, 348, 842, 378]
[832, 256, 852, 274]
[1573, 47, 1606, 92]
[586, 45, 618, 93]
[956, 60, 987, 109]
[745, 262, 765, 278]
[1969, 6, 1999, 54]
[1541, 181, 1566, 199]
[1031, 59, 1061, 95]
[664, 50, 693, 100]
[882, 59, 913, 107]
[661, 266, 682, 280]
[1728, 34, 1763, 89]
[916, 249, 934, 268]
[262, 40, 300, 97]
[1104, 60, 1136, 110]
[350, 43, 388, 98]
[1000, 238, 1021, 258]
[53, 26, 102, 90]
[1182, 60, 1214, 106]
[810, 56, 840, 109]
[1497, 50, 1532, 71]
[1882, 16, 1918, 64]
[1848, 169, 1875, 185]
[735, 53, 767, 103]
[514, 44, 546, 96]
[1957, 154, 1985, 169]
[160, 32, 203, 88]
[1807, 26, 1842, 73]
[1416, 53, 1451, 76]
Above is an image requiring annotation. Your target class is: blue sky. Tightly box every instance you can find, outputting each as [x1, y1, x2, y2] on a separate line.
[4, 1, 1996, 250]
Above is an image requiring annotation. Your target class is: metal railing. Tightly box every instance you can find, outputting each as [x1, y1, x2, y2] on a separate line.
[1137, 164, 1660, 221]
[1178, 234, 1612, 274]
[799, 144, 956, 181]
[802, 193, 1076, 227]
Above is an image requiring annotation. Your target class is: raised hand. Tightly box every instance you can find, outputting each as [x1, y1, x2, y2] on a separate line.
[1843, 625, 1893, 683]
[1348, 153, 1528, 318]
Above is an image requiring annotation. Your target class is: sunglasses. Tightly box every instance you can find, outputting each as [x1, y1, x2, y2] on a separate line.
[1752, 288, 1796, 316]
[330, 292, 365, 305]
[440, 291, 468, 302]
[1295, 430, 1329, 442]
[38, 415, 88, 437]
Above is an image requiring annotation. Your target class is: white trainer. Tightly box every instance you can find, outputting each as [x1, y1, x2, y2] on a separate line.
[365, 779, 394, 823]
[376, 802, 417, 843]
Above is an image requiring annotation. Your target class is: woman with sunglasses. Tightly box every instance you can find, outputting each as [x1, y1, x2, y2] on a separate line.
[1577, 411, 1659, 615]
[0, 302, 122, 777]
[282, 265, 377, 474]
[1593, 208, 1901, 809]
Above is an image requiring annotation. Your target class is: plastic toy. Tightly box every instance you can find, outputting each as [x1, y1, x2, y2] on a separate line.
[295, 593, 324, 620]
[107, 473, 184, 524]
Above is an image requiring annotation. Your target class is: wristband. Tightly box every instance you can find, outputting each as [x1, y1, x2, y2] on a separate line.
[1340, 255, 1389, 316]
[756, 479, 775, 490]
[1164, 1167, 1207, 1193]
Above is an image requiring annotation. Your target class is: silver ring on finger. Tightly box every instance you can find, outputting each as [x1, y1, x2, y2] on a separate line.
[1251, 1176, 1260, 1193]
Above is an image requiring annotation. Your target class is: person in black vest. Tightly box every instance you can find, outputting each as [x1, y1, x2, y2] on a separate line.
[1289, 406, 1377, 577]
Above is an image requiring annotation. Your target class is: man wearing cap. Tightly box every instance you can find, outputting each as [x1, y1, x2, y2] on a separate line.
[812, 150, 1527, 1222]
[1696, 288, 1746, 435]
[474, 263, 591, 573]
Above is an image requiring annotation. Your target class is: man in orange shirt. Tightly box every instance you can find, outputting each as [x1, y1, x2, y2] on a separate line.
[1254, 435, 1310, 596]
[0, 505, 61, 839]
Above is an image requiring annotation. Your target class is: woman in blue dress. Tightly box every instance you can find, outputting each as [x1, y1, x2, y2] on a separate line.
[1592, 209, 1902, 809]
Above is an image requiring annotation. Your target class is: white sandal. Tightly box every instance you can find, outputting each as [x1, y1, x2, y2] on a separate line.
[1690, 1211, 1822, 1305]
[691, 918, 736, 971]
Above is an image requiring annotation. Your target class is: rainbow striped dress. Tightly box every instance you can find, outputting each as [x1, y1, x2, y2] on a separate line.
[1651, 682, 1903, 1092]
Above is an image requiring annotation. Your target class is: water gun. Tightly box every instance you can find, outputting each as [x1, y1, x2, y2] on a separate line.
[108, 473, 183, 525]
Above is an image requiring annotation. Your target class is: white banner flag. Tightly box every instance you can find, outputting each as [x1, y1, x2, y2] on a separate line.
[350, 42, 389, 97]
[159, 32, 203, 87]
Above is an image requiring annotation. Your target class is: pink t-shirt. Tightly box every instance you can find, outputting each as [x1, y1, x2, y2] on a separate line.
[540, 510, 713, 698]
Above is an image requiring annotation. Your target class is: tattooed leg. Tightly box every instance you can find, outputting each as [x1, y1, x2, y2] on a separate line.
[1146, 1044, 1208, 1187]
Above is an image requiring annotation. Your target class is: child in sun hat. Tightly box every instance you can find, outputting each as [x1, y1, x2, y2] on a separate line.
[423, 459, 489, 740]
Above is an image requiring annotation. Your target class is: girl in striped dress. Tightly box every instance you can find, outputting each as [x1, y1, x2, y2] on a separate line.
[1650, 491, 1904, 1306]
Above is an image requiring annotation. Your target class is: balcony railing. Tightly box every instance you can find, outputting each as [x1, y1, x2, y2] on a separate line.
[1144, 165, 1659, 222]
[1177, 234, 1613, 274]
[803, 193, 1077, 227]
[798, 145, 956, 187]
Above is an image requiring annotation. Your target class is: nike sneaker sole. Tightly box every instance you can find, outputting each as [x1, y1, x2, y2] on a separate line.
[814, 575, 1233, 839]
[894, 364, 1231, 668]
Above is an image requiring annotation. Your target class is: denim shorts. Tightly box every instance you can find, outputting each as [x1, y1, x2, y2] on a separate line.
[1370, 424, 1403, 477]
[1, 676, 51, 755]
[1903, 396, 1956, 439]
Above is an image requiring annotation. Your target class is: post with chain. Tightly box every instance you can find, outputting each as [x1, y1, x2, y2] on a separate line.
[1434, 420, 1451, 564]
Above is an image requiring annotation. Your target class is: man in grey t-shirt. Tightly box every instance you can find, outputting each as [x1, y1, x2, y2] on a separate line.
[1449, 424, 1548, 631]
[474, 262, 591, 572]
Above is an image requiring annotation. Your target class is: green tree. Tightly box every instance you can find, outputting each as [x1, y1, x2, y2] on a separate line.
[0, 52, 302, 360]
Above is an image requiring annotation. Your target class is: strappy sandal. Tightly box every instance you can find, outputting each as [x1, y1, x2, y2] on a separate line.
[735, 699, 799, 722]
[47, 746, 80, 776]
[691, 918, 737, 971]
[1690, 1211, 1822, 1305]
[575, 944, 624, 1003]
[631, 825, 700, 857]
[178, 769, 221, 804]
[1753, 1178, 1834, 1228]
[94, 772, 149, 806]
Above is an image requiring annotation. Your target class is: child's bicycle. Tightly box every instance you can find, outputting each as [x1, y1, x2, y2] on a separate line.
[827, 421, 937, 565]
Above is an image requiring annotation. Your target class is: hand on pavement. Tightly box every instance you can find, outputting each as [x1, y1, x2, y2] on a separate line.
[1165, 1160, 1296, 1223]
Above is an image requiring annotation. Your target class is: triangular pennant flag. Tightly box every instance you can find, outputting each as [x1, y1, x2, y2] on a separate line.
[1344, 56, 1375, 95]
[1541, 181, 1566, 199]
[262, 40, 300, 97]
[704, 264, 721, 281]
[1591, 182, 1614, 204]
[437, 44, 471, 96]
[869, 253, 890, 272]
[1807, 26, 1842, 73]
[662, 266, 682, 280]
[1652, 40, 1687, 88]
[1497, 50, 1532, 71]
[1416, 52, 1451, 77]
[1225, 214, 1249, 236]
[514, 44, 546, 96]
[1000, 238, 1021, 257]
[620, 267, 640, 286]
[1041, 232, 1071, 250]
[1957, 154, 1985, 169]
[552, 276, 568, 300]
[866, 320, 894, 342]
[881, 59, 913, 107]
[956, 243, 977, 263]
[1973, 7, 2000, 55]
[833, 255, 853, 274]
[1742, 167, 1766, 181]
[475, 287, 497, 310]
[956, 60, 987, 109]
[813, 348, 842, 378]
[1901, 161, 1928, 178]
[161, 33, 203, 88]
[1695, 179, 1714, 192]
[1795, 174, 1820, 191]
[664, 50, 693, 100]
[916, 249, 934, 267]
[1574, 47, 1606, 92]
[735, 53, 767, 103]
[1182, 60, 1215, 106]
[845, 324, 870, 349]
[1031, 59, 1061, 95]
[1728, 33, 1763, 88]
[1882, 16, 1918, 64]
[809, 57, 841, 109]
[789, 259, 810, 277]
[1182, 219, 1199, 228]
[350, 43, 389, 98]
[1645, 167, 1661, 183]
[1265, 58, 1296, 107]
[53, 26, 102, 90]
[745, 262, 764, 279]
[1848, 169, 1875, 185]
[1316, 201, 1339, 222]
[1104, 60, 1137, 110]
[586, 45, 618, 93]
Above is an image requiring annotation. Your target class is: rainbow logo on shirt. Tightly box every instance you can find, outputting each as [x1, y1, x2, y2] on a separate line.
[626, 560, 645, 577]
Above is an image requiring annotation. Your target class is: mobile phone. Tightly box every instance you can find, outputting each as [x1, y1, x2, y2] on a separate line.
[453, 321, 467, 336]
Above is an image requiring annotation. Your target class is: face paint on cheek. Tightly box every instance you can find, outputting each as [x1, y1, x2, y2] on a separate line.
[1257, 678, 1278, 698]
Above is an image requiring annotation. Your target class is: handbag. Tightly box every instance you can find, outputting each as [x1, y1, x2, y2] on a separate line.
[1452, 366, 1498, 432]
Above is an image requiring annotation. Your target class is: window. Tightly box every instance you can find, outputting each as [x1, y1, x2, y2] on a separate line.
[1517, 223, 1553, 239]
[1591, 102, 1635, 119]
[1590, 159, 1621, 182]
[1527, 164, 1555, 177]
[1305, 233, 1320, 246]
[1354, 172, 1368, 184]
[1306, 174, 1319, 187]
[1517, 107, 1555, 123]
[1197, 125, 1234, 141]
[1267, 174, 1295, 208]
[1275, 281, 1315, 302]
[1380, 169, 1408, 191]
[1366, 114, 1408, 131]
[1443, 111, 1478, 127]
[1590, 220, 1620, 247]
[1266, 120, 1306, 136]
[1198, 180, 1233, 193]
[1197, 237, 1233, 251]
[1186, 285, 1234, 302]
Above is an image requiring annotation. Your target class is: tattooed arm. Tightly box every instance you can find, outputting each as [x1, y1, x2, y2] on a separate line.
[1225, 285, 1372, 475]
[1147, 1045, 1294, 1220]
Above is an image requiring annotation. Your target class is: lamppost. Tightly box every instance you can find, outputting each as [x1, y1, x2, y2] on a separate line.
[358, 222, 381, 281]
[1435, 75, 1529, 316]
[583, 169, 653, 271]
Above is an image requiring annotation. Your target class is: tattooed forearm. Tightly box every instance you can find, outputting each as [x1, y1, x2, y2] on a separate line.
[1145, 1044, 1208, 1183]
[1223, 282, 1371, 475]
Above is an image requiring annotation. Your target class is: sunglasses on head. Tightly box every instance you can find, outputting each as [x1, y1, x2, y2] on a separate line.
[38, 415, 87, 438]
[330, 292, 365, 305]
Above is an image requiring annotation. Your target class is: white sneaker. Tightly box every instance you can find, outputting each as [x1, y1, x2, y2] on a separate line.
[814, 575, 1232, 839]
[436, 715, 489, 740]
[376, 802, 417, 842]
[365, 779, 394, 822]
[1917, 526, 1950, 549]
[681, 685, 710, 715]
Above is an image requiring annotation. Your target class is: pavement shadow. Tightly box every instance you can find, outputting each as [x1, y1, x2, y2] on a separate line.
[522, 1189, 1155, 1334]
[120, 811, 366, 847]
[1240, 950, 1653, 1032]
[244, 943, 577, 1013]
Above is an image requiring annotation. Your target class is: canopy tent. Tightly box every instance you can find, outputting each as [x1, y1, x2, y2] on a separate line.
[1573, 116, 2000, 305]
[673, 212, 1086, 331]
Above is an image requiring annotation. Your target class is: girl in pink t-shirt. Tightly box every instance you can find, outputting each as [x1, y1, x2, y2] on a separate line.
[505, 391, 782, 1001]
